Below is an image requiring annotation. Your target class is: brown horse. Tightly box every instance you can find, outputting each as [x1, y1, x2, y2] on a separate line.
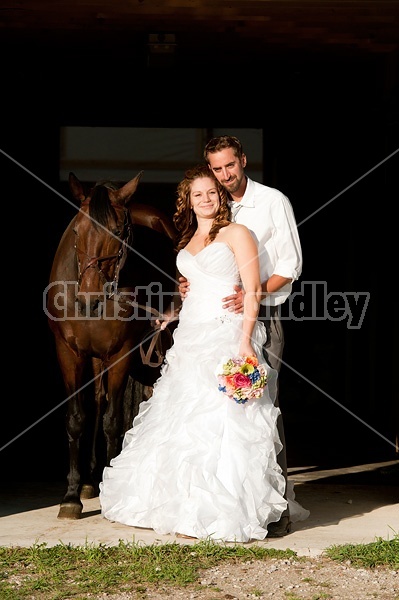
[46, 172, 177, 519]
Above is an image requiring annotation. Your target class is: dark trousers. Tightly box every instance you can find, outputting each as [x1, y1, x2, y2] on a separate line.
[258, 304, 289, 516]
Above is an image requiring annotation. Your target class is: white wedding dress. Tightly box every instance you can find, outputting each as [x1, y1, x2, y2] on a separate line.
[100, 243, 309, 542]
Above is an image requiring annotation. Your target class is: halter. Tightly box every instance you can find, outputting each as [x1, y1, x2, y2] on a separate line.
[74, 204, 132, 299]
[73, 185, 171, 368]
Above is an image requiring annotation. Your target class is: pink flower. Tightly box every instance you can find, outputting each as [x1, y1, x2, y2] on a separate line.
[233, 373, 251, 388]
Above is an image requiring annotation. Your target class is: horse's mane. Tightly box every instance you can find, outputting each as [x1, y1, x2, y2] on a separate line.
[89, 184, 118, 229]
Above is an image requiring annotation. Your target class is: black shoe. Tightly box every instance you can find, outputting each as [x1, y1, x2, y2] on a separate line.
[267, 516, 292, 538]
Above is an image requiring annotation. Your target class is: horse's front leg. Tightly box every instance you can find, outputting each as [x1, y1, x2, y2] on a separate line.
[57, 351, 86, 520]
[102, 356, 131, 465]
[80, 359, 106, 500]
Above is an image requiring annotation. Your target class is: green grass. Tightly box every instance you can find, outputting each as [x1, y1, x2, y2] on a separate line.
[325, 531, 399, 569]
[0, 533, 397, 599]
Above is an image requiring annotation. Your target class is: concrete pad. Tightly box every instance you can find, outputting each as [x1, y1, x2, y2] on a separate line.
[1, 461, 397, 557]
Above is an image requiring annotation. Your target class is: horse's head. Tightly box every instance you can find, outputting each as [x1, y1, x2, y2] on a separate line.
[69, 171, 143, 317]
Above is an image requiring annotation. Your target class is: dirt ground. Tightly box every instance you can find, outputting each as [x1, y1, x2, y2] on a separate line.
[95, 555, 398, 600]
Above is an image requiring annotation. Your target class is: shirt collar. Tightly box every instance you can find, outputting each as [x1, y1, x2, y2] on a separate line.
[229, 176, 255, 208]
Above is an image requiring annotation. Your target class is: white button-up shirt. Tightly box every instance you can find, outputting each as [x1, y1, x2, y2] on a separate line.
[230, 177, 302, 306]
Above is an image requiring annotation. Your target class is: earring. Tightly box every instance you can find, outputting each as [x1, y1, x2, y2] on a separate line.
[189, 209, 193, 225]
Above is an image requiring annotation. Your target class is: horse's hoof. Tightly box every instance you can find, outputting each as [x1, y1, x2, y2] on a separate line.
[80, 484, 97, 500]
[57, 503, 83, 520]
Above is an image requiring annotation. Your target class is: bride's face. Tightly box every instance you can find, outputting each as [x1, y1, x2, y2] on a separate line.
[190, 177, 220, 220]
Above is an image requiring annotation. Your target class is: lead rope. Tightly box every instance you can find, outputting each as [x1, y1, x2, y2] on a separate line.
[129, 301, 173, 367]
[139, 326, 172, 367]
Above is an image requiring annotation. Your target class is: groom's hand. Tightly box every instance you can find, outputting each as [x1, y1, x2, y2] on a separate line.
[178, 276, 190, 300]
[222, 284, 244, 313]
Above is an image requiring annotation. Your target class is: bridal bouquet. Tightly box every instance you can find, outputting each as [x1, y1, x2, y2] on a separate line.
[216, 356, 268, 404]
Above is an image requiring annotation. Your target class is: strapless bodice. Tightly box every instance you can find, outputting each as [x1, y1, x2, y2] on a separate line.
[177, 242, 242, 323]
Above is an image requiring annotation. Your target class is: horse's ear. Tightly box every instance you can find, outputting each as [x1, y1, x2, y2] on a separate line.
[110, 171, 144, 205]
[69, 172, 86, 203]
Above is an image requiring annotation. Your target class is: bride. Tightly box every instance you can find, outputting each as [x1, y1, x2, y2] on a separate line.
[99, 164, 309, 542]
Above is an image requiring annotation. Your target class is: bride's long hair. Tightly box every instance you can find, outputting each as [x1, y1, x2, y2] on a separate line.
[173, 164, 231, 252]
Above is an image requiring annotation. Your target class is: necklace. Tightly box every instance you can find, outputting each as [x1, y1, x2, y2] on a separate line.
[230, 202, 243, 222]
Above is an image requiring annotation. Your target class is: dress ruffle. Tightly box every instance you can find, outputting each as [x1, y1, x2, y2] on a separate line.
[100, 243, 309, 542]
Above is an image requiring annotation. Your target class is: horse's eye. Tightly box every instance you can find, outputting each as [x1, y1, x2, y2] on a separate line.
[114, 230, 122, 237]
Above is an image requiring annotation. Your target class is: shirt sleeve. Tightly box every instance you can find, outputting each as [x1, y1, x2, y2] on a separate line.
[271, 193, 302, 282]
